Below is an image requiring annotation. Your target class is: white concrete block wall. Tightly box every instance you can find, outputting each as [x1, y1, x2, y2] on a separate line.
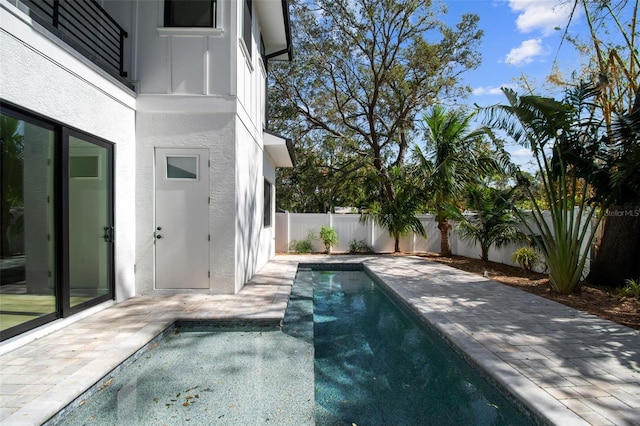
[234, 118, 266, 292]
[0, 2, 137, 301]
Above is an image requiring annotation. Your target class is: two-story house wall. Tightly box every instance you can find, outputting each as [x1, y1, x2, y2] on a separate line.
[0, 0, 293, 341]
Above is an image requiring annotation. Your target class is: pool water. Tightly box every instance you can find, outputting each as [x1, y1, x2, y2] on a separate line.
[56, 324, 314, 425]
[309, 269, 534, 425]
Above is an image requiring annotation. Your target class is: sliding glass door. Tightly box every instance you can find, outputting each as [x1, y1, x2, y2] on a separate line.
[65, 131, 113, 314]
[0, 111, 57, 334]
[0, 105, 114, 340]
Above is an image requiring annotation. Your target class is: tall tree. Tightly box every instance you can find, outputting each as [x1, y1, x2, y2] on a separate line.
[555, 0, 640, 286]
[414, 106, 496, 256]
[270, 0, 482, 209]
[276, 135, 372, 212]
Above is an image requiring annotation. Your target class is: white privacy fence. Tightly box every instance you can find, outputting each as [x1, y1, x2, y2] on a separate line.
[275, 212, 592, 273]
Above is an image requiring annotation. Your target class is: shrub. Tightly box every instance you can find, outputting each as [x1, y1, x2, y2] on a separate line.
[319, 226, 338, 254]
[349, 239, 374, 254]
[289, 230, 316, 254]
[511, 247, 541, 272]
[616, 278, 640, 298]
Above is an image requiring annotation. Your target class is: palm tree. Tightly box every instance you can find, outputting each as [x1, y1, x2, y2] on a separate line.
[414, 106, 495, 256]
[453, 184, 524, 262]
[361, 167, 426, 253]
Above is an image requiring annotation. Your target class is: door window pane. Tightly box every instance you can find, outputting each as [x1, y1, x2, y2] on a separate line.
[68, 136, 110, 307]
[166, 156, 198, 179]
[70, 156, 100, 179]
[0, 113, 57, 334]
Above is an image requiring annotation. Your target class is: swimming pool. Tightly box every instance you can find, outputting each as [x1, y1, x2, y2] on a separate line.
[305, 267, 535, 425]
[54, 264, 535, 425]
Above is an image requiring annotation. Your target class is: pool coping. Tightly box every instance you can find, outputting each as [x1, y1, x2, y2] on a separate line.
[2, 254, 639, 425]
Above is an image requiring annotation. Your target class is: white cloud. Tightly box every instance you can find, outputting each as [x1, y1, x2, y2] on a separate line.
[505, 38, 544, 66]
[508, 0, 575, 35]
[472, 84, 517, 96]
[512, 148, 531, 157]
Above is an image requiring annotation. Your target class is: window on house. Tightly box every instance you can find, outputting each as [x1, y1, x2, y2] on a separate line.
[264, 179, 272, 228]
[165, 0, 217, 27]
[243, 0, 252, 58]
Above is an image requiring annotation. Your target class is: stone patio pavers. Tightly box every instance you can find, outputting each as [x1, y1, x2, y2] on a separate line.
[1, 255, 639, 425]
[0, 266, 294, 426]
[360, 255, 640, 426]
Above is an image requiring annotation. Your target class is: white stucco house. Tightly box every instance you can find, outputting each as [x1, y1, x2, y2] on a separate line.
[0, 0, 294, 341]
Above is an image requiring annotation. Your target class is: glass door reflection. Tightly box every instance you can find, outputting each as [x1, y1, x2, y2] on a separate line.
[0, 112, 57, 336]
[67, 134, 113, 309]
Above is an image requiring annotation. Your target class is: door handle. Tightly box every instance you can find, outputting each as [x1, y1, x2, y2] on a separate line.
[103, 226, 114, 243]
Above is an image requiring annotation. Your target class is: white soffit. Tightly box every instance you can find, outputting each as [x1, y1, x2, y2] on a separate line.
[255, 0, 290, 60]
[264, 132, 294, 167]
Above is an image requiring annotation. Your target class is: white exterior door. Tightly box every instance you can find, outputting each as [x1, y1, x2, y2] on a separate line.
[155, 148, 209, 289]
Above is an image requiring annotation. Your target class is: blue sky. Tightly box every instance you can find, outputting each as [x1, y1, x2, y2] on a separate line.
[445, 0, 586, 99]
[442, 0, 590, 168]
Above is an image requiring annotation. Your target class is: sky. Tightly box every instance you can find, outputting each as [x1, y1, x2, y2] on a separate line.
[441, 0, 590, 168]
[444, 0, 586, 100]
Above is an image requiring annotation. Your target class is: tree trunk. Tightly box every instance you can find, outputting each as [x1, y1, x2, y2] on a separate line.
[394, 237, 400, 253]
[587, 84, 640, 286]
[587, 208, 640, 287]
[481, 244, 489, 262]
[438, 219, 451, 256]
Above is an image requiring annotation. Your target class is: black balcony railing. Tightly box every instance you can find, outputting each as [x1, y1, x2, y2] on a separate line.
[21, 0, 128, 78]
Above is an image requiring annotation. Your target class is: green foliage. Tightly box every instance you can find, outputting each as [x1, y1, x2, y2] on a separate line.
[360, 167, 426, 253]
[289, 230, 316, 254]
[349, 239, 374, 254]
[484, 83, 607, 294]
[1, 114, 25, 256]
[415, 106, 507, 256]
[270, 0, 483, 212]
[275, 136, 373, 213]
[552, 1, 640, 288]
[511, 247, 541, 272]
[454, 184, 524, 262]
[319, 226, 338, 254]
[616, 278, 640, 298]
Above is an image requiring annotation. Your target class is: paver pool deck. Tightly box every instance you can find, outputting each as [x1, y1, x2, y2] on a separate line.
[1, 255, 639, 425]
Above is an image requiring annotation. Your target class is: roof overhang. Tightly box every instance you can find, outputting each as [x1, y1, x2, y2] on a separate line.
[264, 131, 295, 167]
[255, 0, 293, 61]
